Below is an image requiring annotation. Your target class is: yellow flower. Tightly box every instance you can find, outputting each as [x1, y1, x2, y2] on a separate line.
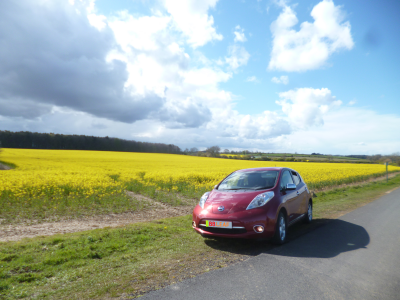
[0, 148, 398, 203]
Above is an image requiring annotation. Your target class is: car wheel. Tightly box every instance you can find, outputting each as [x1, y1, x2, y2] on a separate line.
[303, 201, 312, 224]
[272, 211, 287, 245]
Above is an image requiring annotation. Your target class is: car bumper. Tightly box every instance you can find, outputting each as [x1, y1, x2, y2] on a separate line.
[192, 205, 276, 239]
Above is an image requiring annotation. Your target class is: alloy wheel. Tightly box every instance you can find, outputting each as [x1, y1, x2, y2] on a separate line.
[279, 216, 286, 241]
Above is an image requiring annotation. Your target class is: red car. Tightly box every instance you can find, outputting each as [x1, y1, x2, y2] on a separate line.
[192, 167, 312, 244]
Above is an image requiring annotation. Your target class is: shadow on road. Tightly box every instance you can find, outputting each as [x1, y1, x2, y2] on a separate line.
[204, 218, 370, 259]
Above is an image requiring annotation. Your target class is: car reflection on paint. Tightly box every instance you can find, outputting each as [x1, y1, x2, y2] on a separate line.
[192, 167, 313, 244]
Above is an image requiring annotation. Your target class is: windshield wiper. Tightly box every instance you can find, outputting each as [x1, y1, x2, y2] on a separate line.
[219, 188, 248, 190]
[253, 186, 272, 190]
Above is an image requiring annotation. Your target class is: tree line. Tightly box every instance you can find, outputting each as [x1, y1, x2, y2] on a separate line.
[0, 131, 181, 154]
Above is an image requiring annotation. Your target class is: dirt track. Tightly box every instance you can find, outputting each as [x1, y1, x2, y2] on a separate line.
[0, 163, 11, 170]
[0, 192, 194, 242]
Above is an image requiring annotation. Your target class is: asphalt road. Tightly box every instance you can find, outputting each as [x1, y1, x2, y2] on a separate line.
[141, 187, 400, 300]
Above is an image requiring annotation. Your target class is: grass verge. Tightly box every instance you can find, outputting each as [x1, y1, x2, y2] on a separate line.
[313, 174, 400, 219]
[0, 193, 148, 225]
[1, 174, 399, 299]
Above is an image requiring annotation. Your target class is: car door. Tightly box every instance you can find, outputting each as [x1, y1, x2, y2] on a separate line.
[291, 171, 308, 218]
[279, 170, 300, 222]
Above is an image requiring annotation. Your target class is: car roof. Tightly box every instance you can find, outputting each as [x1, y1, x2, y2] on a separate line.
[236, 167, 284, 172]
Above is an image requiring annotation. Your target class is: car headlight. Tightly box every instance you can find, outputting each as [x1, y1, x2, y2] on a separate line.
[199, 192, 210, 209]
[246, 191, 274, 210]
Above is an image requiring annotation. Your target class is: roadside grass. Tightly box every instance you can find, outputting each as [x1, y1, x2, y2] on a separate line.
[306, 170, 399, 190]
[0, 216, 246, 299]
[0, 193, 148, 225]
[1, 174, 399, 299]
[313, 174, 400, 219]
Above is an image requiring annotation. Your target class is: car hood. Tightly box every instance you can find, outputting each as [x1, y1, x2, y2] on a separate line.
[205, 189, 268, 214]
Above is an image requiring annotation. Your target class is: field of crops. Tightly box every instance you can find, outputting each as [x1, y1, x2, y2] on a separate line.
[1, 148, 399, 221]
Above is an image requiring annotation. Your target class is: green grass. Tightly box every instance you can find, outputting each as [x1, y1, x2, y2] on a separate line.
[1, 175, 399, 299]
[313, 174, 400, 219]
[0, 193, 148, 225]
[0, 216, 246, 299]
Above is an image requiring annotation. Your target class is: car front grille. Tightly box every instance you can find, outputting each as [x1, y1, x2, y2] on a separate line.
[201, 227, 247, 234]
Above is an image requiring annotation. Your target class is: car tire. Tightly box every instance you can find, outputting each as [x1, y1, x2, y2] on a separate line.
[303, 201, 312, 224]
[272, 211, 287, 245]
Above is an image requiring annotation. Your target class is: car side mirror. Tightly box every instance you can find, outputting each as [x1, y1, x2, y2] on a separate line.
[214, 185, 218, 189]
[286, 183, 296, 190]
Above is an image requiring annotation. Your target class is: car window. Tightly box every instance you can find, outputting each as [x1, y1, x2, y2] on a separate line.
[291, 171, 301, 185]
[218, 170, 279, 190]
[280, 170, 294, 189]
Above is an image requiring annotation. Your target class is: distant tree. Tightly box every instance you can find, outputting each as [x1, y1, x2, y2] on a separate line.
[223, 149, 230, 154]
[206, 146, 220, 157]
[261, 157, 272, 161]
[0, 130, 181, 154]
[190, 147, 198, 153]
[370, 154, 382, 162]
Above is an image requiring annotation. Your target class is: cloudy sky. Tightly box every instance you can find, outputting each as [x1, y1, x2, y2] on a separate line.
[0, 0, 399, 155]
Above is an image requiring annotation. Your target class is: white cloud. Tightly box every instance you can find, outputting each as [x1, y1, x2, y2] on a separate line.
[183, 68, 231, 86]
[1, 0, 398, 155]
[225, 44, 250, 70]
[222, 111, 291, 139]
[234, 25, 247, 42]
[246, 76, 259, 82]
[0, 0, 167, 124]
[0, 0, 218, 128]
[348, 100, 356, 105]
[276, 87, 342, 129]
[278, 108, 400, 154]
[269, 0, 354, 72]
[162, 0, 223, 48]
[271, 75, 289, 84]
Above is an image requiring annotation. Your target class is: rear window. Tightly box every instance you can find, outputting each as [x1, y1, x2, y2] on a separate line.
[291, 171, 301, 185]
[218, 171, 279, 190]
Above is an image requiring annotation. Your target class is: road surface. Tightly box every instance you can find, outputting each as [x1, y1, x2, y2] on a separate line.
[141, 187, 400, 300]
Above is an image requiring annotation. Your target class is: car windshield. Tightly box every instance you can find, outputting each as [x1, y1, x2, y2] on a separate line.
[217, 170, 279, 190]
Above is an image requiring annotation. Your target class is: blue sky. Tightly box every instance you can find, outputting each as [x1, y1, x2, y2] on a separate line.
[95, 0, 400, 115]
[0, 0, 399, 154]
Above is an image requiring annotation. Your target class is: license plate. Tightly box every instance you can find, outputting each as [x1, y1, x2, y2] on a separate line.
[206, 220, 232, 229]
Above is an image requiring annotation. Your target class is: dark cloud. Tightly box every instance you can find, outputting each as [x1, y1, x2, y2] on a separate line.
[0, 0, 164, 123]
[0, 98, 52, 119]
[157, 100, 212, 128]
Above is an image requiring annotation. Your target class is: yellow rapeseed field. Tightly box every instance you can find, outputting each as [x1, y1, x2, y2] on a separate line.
[1, 148, 399, 203]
